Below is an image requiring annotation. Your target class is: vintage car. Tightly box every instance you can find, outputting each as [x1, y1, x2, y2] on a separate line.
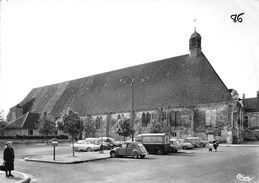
[85, 138, 100, 144]
[169, 138, 182, 152]
[177, 139, 194, 150]
[99, 137, 124, 150]
[73, 140, 101, 152]
[110, 142, 148, 159]
[185, 137, 207, 148]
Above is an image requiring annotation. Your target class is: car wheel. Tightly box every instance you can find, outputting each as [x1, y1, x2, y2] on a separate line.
[86, 147, 92, 152]
[110, 152, 116, 158]
[140, 155, 145, 159]
[133, 153, 139, 159]
[75, 147, 79, 151]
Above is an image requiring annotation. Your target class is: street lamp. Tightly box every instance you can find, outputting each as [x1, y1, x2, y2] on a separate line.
[120, 76, 146, 142]
[120, 76, 135, 142]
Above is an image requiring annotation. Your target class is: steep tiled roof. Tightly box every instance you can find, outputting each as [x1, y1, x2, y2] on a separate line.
[4, 112, 40, 130]
[244, 98, 259, 112]
[17, 52, 232, 117]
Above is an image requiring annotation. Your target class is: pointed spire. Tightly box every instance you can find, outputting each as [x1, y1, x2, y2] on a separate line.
[193, 19, 197, 32]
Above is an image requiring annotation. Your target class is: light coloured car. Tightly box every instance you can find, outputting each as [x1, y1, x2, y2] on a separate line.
[99, 137, 124, 150]
[169, 138, 182, 152]
[177, 139, 194, 150]
[73, 140, 101, 152]
[85, 138, 101, 144]
[185, 137, 207, 148]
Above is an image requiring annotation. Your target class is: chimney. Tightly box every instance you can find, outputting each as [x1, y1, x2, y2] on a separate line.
[242, 93, 245, 99]
[257, 91, 259, 110]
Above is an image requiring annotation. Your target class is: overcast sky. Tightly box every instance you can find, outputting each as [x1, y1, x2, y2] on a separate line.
[0, 0, 259, 117]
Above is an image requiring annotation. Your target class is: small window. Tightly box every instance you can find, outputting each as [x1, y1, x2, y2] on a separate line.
[28, 129, 33, 135]
[122, 144, 127, 148]
[127, 144, 133, 148]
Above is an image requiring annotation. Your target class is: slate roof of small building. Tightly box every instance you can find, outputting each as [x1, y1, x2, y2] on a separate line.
[5, 112, 40, 130]
[244, 98, 259, 112]
[15, 52, 232, 117]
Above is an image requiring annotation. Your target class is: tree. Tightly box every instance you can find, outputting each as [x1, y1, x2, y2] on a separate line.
[0, 111, 6, 136]
[57, 108, 84, 156]
[114, 118, 134, 141]
[83, 115, 96, 138]
[146, 120, 170, 134]
[36, 112, 56, 144]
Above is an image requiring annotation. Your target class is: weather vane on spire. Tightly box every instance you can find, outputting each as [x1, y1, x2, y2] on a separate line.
[193, 19, 197, 32]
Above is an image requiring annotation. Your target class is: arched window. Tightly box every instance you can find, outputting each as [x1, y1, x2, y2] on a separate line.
[95, 116, 101, 129]
[141, 113, 146, 126]
[211, 109, 217, 126]
[205, 110, 211, 126]
[146, 112, 151, 124]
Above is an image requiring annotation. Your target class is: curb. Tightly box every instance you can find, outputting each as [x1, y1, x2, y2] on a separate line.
[0, 171, 31, 183]
[14, 171, 31, 183]
[24, 156, 110, 164]
[219, 144, 259, 147]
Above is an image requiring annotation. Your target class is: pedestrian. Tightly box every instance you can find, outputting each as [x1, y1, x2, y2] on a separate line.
[213, 140, 218, 152]
[3, 141, 15, 177]
[207, 142, 213, 152]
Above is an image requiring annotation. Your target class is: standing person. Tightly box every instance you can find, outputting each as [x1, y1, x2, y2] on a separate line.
[213, 140, 218, 152]
[207, 142, 213, 152]
[3, 141, 15, 177]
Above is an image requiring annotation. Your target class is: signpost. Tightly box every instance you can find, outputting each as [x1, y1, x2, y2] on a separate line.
[51, 138, 59, 160]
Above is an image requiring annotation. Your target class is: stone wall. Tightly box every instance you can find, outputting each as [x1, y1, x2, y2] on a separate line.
[80, 101, 244, 143]
[246, 112, 259, 128]
[8, 107, 23, 122]
[193, 103, 232, 142]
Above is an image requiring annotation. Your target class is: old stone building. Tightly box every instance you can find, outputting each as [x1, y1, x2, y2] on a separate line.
[5, 30, 245, 143]
[243, 91, 259, 139]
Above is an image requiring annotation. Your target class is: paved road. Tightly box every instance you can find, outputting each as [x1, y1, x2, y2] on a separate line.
[1, 144, 259, 183]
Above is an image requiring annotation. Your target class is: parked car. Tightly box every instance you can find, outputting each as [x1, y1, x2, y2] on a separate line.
[177, 139, 194, 150]
[110, 142, 148, 159]
[73, 140, 101, 152]
[85, 138, 101, 144]
[99, 137, 123, 150]
[185, 137, 207, 148]
[169, 138, 182, 153]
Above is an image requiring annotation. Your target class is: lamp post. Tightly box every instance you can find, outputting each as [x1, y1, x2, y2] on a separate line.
[120, 76, 147, 141]
[120, 76, 135, 142]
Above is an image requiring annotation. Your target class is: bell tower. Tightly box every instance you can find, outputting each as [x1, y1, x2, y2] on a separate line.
[189, 28, 202, 57]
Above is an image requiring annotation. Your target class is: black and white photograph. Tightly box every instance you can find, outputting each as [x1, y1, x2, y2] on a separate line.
[0, 0, 259, 182]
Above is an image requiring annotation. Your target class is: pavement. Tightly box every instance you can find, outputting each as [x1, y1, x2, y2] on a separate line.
[0, 171, 31, 183]
[1, 141, 258, 183]
[24, 150, 111, 164]
[220, 141, 259, 147]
